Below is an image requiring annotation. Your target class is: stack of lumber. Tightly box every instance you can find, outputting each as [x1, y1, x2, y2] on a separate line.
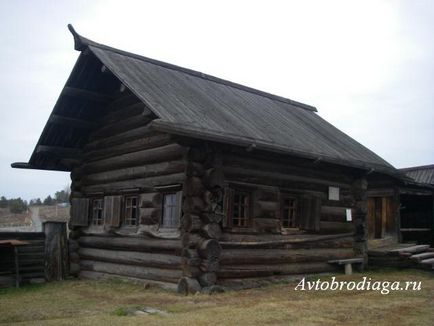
[369, 244, 434, 271]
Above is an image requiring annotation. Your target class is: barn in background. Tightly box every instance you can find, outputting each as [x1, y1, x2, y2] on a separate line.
[13, 25, 419, 292]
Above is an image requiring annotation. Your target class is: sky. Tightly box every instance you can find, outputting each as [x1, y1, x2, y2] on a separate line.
[0, 0, 433, 201]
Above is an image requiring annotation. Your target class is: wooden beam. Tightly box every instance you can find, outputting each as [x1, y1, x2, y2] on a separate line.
[62, 86, 113, 103]
[36, 145, 83, 159]
[48, 114, 96, 129]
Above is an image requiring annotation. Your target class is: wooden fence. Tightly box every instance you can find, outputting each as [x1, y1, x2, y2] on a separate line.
[0, 222, 68, 287]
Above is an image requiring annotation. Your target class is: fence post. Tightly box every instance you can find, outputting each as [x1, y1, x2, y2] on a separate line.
[43, 222, 68, 281]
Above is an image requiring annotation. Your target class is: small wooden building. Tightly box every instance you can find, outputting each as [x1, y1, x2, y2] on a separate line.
[12, 26, 406, 292]
[398, 165, 434, 245]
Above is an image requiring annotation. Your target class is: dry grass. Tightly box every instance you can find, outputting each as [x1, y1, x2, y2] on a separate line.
[0, 269, 433, 326]
[0, 208, 31, 227]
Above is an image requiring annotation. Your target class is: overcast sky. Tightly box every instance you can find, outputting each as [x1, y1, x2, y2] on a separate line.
[0, 0, 433, 201]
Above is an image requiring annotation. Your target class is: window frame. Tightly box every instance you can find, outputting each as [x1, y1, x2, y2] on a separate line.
[90, 197, 104, 226]
[123, 195, 139, 227]
[280, 195, 298, 229]
[227, 188, 252, 228]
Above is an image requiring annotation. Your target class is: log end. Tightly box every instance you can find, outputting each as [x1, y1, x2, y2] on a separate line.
[177, 277, 201, 295]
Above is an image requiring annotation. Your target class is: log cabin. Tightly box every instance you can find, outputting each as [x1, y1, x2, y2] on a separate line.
[12, 25, 409, 292]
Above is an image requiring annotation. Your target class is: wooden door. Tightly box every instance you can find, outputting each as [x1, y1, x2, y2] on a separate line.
[368, 196, 392, 239]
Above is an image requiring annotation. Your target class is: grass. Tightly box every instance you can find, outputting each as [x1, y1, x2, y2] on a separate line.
[0, 269, 433, 325]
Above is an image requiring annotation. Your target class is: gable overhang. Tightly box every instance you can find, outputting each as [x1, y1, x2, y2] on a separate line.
[11, 44, 122, 171]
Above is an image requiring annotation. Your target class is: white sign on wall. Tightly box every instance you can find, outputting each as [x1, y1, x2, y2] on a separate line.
[346, 208, 352, 222]
[328, 186, 340, 201]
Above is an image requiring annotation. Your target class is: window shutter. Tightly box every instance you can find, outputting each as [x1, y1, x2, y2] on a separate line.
[222, 188, 234, 228]
[70, 198, 90, 226]
[104, 195, 122, 227]
[175, 191, 183, 228]
[299, 195, 321, 231]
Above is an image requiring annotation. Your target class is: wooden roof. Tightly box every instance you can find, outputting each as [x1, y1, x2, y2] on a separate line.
[400, 164, 434, 186]
[12, 25, 399, 177]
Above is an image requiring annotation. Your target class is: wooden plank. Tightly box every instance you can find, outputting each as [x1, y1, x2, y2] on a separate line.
[367, 197, 375, 239]
[36, 145, 83, 159]
[104, 196, 122, 227]
[62, 86, 113, 103]
[44, 222, 68, 281]
[390, 245, 430, 254]
[70, 198, 90, 226]
[410, 252, 434, 262]
[48, 114, 96, 129]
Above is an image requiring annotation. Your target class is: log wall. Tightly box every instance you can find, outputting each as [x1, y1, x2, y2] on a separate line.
[215, 147, 360, 284]
[67, 92, 368, 290]
[69, 92, 187, 286]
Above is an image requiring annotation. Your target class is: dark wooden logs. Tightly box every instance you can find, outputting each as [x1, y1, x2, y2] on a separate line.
[200, 223, 222, 240]
[85, 125, 153, 150]
[220, 248, 355, 265]
[198, 239, 222, 260]
[186, 162, 205, 177]
[80, 260, 182, 283]
[183, 177, 205, 196]
[217, 262, 339, 278]
[82, 160, 186, 184]
[222, 152, 353, 184]
[68, 239, 80, 252]
[85, 134, 172, 162]
[200, 259, 220, 272]
[82, 173, 185, 193]
[182, 196, 206, 214]
[90, 110, 151, 141]
[70, 263, 80, 275]
[198, 272, 217, 287]
[177, 277, 201, 295]
[78, 236, 181, 253]
[201, 212, 224, 224]
[219, 233, 354, 249]
[181, 233, 203, 248]
[181, 265, 201, 278]
[181, 214, 202, 232]
[223, 166, 349, 188]
[83, 143, 186, 173]
[203, 168, 225, 189]
[352, 178, 368, 261]
[78, 248, 181, 269]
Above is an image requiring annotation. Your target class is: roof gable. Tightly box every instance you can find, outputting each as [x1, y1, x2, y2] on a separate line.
[12, 25, 397, 176]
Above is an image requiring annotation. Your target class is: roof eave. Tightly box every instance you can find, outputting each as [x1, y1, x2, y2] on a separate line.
[149, 119, 402, 179]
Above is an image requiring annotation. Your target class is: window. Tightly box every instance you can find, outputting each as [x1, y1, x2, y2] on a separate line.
[281, 197, 297, 228]
[162, 193, 181, 228]
[231, 191, 250, 227]
[91, 198, 104, 225]
[124, 196, 138, 226]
